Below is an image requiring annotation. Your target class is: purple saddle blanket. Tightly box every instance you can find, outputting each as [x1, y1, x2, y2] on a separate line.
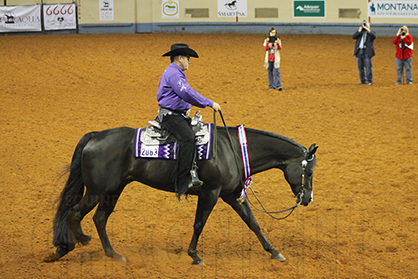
[135, 123, 213, 160]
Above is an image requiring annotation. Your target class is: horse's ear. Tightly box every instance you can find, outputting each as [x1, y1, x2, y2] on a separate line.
[308, 144, 318, 156]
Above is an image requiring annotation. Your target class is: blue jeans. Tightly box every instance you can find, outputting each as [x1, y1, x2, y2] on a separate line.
[395, 57, 413, 83]
[356, 49, 373, 83]
[267, 61, 282, 89]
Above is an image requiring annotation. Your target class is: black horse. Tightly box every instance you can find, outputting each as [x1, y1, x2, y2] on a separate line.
[53, 125, 317, 265]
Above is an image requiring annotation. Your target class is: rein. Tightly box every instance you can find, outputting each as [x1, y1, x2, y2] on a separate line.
[246, 158, 311, 220]
[213, 111, 242, 172]
[213, 111, 303, 221]
[247, 187, 298, 220]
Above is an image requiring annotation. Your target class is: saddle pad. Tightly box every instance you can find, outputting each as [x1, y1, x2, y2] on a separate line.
[135, 123, 212, 160]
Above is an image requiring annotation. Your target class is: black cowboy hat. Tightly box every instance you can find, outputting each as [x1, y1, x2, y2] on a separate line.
[162, 43, 199, 58]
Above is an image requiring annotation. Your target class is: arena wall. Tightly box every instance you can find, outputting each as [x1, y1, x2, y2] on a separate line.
[1, 0, 417, 36]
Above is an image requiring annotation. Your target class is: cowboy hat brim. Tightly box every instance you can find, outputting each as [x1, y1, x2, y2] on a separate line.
[162, 48, 199, 58]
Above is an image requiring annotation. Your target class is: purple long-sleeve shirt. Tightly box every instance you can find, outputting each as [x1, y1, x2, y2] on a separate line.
[157, 63, 214, 111]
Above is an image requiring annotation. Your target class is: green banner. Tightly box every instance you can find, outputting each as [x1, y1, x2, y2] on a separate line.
[293, 1, 325, 17]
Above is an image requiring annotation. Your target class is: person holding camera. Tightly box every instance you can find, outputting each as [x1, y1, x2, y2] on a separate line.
[393, 25, 413, 85]
[353, 21, 377, 85]
[263, 27, 283, 91]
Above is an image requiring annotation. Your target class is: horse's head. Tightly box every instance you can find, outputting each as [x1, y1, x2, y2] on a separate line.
[284, 144, 318, 206]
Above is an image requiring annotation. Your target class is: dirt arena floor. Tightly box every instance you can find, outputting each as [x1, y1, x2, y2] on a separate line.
[1, 32, 417, 279]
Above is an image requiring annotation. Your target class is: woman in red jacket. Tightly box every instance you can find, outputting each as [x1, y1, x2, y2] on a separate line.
[393, 25, 413, 85]
[263, 27, 283, 91]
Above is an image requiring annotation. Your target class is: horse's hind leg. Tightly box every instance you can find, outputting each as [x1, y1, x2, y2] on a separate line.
[56, 194, 99, 258]
[93, 191, 126, 263]
[70, 194, 100, 244]
[221, 194, 286, 262]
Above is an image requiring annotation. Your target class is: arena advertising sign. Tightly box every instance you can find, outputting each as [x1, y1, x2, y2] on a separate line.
[0, 5, 41, 32]
[368, 1, 418, 18]
[99, 0, 113, 21]
[162, 0, 179, 18]
[218, 0, 247, 17]
[293, 1, 326, 18]
[43, 4, 76, 30]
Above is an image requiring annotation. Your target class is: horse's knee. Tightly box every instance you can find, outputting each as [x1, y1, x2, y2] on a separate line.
[93, 211, 106, 227]
[249, 219, 260, 229]
[193, 222, 204, 234]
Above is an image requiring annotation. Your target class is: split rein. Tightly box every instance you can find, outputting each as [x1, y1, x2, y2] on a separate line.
[213, 111, 300, 221]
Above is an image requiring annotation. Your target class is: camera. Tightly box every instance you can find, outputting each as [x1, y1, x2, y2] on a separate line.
[400, 27, 406, 36]
[362, 20, 367, 27]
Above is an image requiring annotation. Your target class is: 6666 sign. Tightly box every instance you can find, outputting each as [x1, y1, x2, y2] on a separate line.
[43, 4, 76, 30]
[45, 5, 75, 16]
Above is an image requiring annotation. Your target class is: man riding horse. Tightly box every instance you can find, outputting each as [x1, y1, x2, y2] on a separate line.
[157, 43, 221, 198]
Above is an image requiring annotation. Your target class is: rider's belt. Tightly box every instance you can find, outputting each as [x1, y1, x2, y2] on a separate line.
[160, 107, 188, 115]
[158, 107, 188, 122]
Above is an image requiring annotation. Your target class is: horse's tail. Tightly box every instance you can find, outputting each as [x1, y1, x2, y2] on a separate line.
[53, 132, 95, 248]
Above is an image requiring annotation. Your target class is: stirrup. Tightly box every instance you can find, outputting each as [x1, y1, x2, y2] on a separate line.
[190, 169, 203, 188]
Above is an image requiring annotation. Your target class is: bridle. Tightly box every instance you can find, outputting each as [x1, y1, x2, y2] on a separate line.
[295, 154, 315, 206]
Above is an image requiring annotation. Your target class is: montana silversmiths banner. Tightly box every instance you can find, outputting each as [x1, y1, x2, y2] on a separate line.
[368, 1, 418, 18]
[293, 0, 326, 18]
[0, 5, 41, 32]
[218, 0, 247, 17]
[43, 4, 76, 30]
[162, 0, 179, 18]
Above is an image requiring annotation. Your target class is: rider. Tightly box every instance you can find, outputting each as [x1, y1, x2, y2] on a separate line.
[157, 43, 221, 198]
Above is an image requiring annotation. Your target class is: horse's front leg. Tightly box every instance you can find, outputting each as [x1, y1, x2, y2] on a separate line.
[188, 189, 220, 265]
[221, 194, 286, 262]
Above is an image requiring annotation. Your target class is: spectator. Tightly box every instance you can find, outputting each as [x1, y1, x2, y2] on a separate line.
[393, 25, 413, 85]
[353, 21, 377, 85]
[263, 27, 283, 90]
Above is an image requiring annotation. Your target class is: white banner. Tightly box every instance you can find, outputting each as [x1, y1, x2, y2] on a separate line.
[162, 0, 179, 19]
[0, 5, 41, 32]
[218, 0, 247, 17]
[43, 4, 76, 30]
[368, 1, 418, 18]
[100, 0, 114, 21]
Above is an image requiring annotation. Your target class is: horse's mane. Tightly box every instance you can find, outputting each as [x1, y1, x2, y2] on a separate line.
[219, 126, 306, 151]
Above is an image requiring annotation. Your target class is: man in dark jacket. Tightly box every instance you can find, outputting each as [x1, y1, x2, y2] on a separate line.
[353, 21, 377, 85]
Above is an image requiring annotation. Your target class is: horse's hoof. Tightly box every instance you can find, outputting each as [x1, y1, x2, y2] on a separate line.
[271, 253, 286, 262]
[56, 246, 69, 258]
[107, 253, 126, 263]
[114, 256, 126, 263]
[192, 259, 205, 266]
